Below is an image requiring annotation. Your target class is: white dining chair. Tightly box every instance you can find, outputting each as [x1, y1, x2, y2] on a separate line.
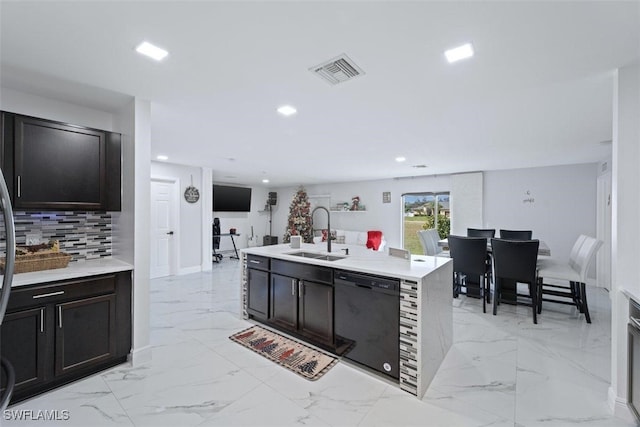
[537, 234, 586, 268]
[417, 229, 449, 257]
[536, 235, 602, 323]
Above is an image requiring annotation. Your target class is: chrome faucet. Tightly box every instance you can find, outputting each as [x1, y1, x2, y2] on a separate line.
[311, 206, 331, 253]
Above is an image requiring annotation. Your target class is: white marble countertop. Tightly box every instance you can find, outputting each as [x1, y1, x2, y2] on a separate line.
[242, 243, 451, 281]
[5, 258, 133, 288]
[622, 288, 640, 305]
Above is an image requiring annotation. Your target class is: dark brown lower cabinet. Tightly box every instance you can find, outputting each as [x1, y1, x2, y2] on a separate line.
[1, 307, 47, 391]
[270, 273, 297, 330]
[247, 268, 270, 321]
[298, 280, 333, 346]
[55, 294, 116, 376]
[0, 271, 131, 404]
[269, 273, 334, 347]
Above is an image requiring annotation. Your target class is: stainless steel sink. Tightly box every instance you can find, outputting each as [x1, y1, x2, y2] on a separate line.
[286, 251, 321, 258]
[314, 255, 346, 261]
[286, 251, 345, 262]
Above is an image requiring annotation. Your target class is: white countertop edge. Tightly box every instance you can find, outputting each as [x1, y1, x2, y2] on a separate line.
[242, 243, 451, 281]
[6, 258, 134, 288]
[622, 288, 640, 305]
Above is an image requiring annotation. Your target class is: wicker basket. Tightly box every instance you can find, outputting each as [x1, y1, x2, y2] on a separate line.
[0, 252, 72, 274]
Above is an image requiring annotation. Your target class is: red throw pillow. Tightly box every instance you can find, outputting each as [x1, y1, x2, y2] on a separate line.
[366, 230, 383, 250]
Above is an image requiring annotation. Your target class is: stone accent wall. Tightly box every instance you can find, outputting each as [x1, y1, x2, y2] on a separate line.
[0, 211, 112, 262]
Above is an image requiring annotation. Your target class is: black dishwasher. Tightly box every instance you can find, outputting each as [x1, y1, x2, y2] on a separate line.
[334, 270, 400, 380]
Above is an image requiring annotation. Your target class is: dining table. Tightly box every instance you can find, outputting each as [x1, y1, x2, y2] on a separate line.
[438, 238, 551, 257]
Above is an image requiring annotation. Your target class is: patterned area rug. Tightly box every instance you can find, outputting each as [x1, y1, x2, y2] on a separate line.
[230, 325, 338, 381]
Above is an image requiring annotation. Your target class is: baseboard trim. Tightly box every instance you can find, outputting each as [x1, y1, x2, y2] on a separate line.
[178, 265, 202, 275]
[608, 386, 636, 422]
[130, 345, 152, 366]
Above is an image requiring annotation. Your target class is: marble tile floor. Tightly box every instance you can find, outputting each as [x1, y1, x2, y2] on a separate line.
[5, 260, 635, 427]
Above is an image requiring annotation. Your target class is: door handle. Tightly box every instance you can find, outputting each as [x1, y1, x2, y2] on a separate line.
[167, 231, 174, 235]
[33, 290, 65, 299]
[299, 281, 304, 297]
[291, 279, 296, 296]
[40, 308, 45, 333]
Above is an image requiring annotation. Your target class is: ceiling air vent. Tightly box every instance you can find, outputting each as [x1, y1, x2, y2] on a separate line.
[309, 54, 365, 86]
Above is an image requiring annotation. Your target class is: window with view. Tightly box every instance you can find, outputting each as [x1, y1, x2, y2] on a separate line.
[402, 192, 451, 255]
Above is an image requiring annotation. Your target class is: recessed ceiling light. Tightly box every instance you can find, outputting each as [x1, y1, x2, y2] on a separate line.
[445, 43, 474, 63]
[156, 155, 168, 161]
[262, 179, 270, 184]
[136, 41, 169, 61]
[277, 105, 297, 116]
[395, 156, 406, 162]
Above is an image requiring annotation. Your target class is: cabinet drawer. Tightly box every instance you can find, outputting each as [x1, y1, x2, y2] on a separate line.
[271, 259, 333, 285]
[7, 275, 116, 312]
[247, 255, 270, 271]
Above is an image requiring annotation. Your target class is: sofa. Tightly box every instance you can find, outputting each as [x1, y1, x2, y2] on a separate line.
[313, 229, 386, 251]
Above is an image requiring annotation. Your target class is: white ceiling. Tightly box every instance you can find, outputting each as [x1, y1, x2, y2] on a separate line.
[1, 1, 638, 186]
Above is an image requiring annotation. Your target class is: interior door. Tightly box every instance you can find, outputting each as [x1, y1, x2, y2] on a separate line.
[150, 180, 177, 278]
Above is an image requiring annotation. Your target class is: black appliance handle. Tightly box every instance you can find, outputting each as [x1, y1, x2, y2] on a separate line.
[0, 357, 15, 411]
[0, 171, 15, 324]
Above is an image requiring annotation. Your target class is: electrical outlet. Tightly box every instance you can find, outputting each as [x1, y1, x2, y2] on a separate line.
[26, 233, 41, 245]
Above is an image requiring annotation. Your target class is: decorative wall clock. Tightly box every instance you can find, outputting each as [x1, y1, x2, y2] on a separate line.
[184, 175, 200, 203]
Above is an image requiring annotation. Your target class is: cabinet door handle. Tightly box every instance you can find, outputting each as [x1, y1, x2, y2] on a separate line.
[291, 279, 296, 296]
[17, 175, 21, 198]
[40, 308, 44, 333]
[58, 306, 63, 329]
[33, 290, 64, 299]
[249, 260, 261, 264]
[298, 281, 304, 298]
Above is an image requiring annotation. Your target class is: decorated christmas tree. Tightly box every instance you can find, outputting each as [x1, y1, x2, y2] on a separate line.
[283, 186, 314, 243]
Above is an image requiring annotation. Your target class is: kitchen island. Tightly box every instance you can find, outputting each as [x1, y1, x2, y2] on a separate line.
[240, 243, 452, 398]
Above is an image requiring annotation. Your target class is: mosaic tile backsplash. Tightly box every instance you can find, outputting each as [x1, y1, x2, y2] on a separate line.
[0, 212, 112, 262]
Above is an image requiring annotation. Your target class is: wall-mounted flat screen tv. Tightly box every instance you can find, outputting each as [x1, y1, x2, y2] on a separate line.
[213, 185, 252, 212]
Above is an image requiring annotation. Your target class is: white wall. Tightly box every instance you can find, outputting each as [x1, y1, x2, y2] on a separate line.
[450, 172, 483, 236]
[128, 99, 152, 365]
[610, 62, 640, 420]
[151, 161, 206, 273]
[484, 163, 598, 266]
[270, 165, 597, 258]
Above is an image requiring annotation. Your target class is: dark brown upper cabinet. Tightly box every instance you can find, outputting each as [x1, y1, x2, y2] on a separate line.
[1, 112, 121, 211]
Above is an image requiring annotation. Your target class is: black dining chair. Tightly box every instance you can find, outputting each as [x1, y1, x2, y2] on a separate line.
[491, 238, 540, 324]
[467, 228, 495, 238]
[499, 229, 532, 240]
[467, 228, 495, 284]
[448, 235, 490, 313]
